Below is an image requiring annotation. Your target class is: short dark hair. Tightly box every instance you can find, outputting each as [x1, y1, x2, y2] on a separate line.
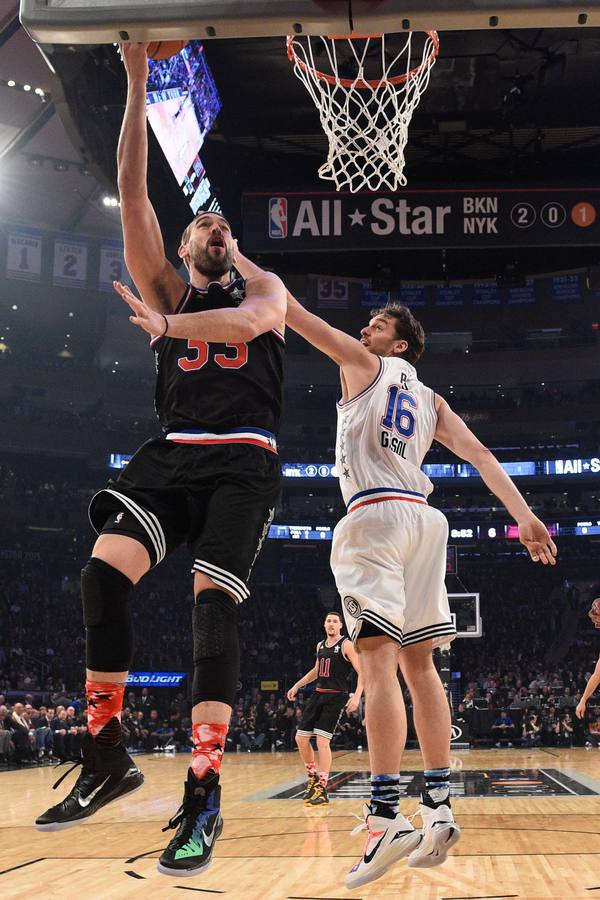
[324, 611, 343, 623]
[180, 212, 232, 246]
[370, 303, 425, 366]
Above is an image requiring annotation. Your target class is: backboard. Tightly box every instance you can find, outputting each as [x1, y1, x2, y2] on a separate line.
[20, 0, 600, 45]
[448, 592, 482, 639]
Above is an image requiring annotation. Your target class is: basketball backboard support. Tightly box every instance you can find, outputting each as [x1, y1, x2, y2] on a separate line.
[20, 0, 600, 45]
[448, 592, 482, 638]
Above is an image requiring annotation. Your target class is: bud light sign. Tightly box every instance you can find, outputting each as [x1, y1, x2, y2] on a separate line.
[269, 197, 287, 238]
[127, 671, 186, 687]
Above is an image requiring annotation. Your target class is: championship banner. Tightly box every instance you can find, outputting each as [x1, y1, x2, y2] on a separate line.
[99, 240, 131, 292]
[242, 188, 600, 252]
[6, 228, 42, 282]
[53, 236, 88, 289]
[361, 284, 389, 307]
[395, 283, 427, 307]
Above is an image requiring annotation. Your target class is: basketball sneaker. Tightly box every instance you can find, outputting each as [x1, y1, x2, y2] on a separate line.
[35, 733, 144, 831]
[157, 769, 223, 877]
[307, 783, 329, 806]
[303, 774, 318, 803]
[346, 803, 421, 889]
[407, 791, 461, 868]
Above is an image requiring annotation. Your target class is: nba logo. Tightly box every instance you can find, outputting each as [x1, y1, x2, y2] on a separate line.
[269, 197, 287, 239]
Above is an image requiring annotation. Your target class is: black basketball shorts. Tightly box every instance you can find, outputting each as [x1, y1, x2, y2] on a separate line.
[89, 437, 281, 603]
[296, 691, 348, 740]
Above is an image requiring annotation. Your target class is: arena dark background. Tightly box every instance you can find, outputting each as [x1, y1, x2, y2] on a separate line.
[0, 3, 599, 763]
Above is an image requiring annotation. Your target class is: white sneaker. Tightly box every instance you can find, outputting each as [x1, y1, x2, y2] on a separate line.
[346, 804, 421, 889]
[408, 799, 461, 869]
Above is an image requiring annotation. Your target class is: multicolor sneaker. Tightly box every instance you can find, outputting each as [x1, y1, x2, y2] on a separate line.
[303, 774, 318, 803]
[346, 803, 421, 889]
[307, 783, 329, 806]
[408, 792, 460, 868]
[35, 734, 144, 831]
[157, 769, 223, 877]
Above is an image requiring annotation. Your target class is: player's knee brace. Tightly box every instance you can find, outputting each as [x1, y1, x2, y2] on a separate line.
[192, 589, 239, 708]
[81, 557, 134, 672]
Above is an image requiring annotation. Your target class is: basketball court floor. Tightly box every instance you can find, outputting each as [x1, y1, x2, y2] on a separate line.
[3, 748, 600, 898]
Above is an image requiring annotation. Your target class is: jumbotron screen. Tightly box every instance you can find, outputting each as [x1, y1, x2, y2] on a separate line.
[146, 41, 222, 215]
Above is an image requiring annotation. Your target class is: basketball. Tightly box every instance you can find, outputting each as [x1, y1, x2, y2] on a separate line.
[146, 41, 188, 60]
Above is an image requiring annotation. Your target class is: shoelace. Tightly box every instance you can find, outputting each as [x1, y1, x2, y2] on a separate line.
[162, 799, 214, 834]
[51, 758, 84, 791]
[350, 812, 367, 837]
[349, 808, 420, 837]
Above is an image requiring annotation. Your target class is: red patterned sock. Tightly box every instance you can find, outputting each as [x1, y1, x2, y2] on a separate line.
[86, 680, 125, 748]
[191, 723, 229, 780]
[318, 771, 329, 788]
[306, 761, 316, 778]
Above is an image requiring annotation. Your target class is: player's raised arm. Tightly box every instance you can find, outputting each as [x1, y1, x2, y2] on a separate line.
[434, 396, 557, 565]
[115, 271, 285, 342]
[285, 289, 379, 373]
[234, 245, 374, 367]
[117, 42, 186, 314]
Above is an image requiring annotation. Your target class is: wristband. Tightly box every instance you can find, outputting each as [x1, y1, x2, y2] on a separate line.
[161, 314, 169, 337]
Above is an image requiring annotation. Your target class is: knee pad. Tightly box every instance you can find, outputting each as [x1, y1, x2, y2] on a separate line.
[81, 557, 134, 672]
[192, 589, 239, 707]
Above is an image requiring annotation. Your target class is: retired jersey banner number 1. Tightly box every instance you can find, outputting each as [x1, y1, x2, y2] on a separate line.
[242, 188, 600, 252]
[6, 228, 42, 282]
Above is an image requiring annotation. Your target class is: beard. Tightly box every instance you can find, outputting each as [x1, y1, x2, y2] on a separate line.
[189, 241, 233, 278]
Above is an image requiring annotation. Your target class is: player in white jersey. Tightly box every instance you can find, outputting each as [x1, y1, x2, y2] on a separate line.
[233, 249, 557, 888]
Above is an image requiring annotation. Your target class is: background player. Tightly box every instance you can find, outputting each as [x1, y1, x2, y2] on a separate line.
[35, 43, 286, 881]
[576, 599, 600, 721]
[234, 247, 556, 888]
[287, 611, 362, 806]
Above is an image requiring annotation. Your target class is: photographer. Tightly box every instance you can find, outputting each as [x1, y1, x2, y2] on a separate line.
[521, 710, 541, 748]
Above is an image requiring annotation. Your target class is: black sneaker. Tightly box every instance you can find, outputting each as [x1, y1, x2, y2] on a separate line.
[35, 733, 144, 831]
[157, 769, 223, 877]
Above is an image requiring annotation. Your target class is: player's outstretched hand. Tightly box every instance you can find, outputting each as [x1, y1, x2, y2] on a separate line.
[518, 514, 558, 565]
[287, 686, 298, 702]
[114, 281, 166, 337]
[576, 699, 586, 719]
[118, 42, 149, 83]
[345, 695, 360, 715]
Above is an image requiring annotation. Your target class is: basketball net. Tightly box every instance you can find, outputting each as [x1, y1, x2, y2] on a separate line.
[287, 31, 439, 192]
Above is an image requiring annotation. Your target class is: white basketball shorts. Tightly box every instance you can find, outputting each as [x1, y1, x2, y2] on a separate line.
[330, 498, 456, 648]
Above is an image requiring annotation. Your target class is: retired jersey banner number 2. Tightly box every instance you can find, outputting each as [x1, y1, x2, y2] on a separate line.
[242, 188, 600, 252]
[53, 237, 88, 289]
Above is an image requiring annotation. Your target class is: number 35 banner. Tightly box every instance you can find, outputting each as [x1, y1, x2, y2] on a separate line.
[53, 236, 88, 289]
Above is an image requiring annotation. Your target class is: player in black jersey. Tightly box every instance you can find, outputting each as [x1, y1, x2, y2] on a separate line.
[35, 42, 286, 880]
[288, 612, 362, 806]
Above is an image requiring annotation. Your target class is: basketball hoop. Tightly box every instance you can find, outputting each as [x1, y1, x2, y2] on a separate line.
[287, 31, 439, 192]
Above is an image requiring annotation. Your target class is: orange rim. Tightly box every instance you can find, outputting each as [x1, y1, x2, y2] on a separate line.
[286, 31, 439, 89]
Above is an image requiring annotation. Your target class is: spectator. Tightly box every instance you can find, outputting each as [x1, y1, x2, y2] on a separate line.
[6, 702, 34, 763]
[239, 716, 266, 752]
[0, 706, 13, 763]
[491, 710, 515, 747]
[31, 705, 54, 758]
[585, 715, 600, 748]
[558, 711, 574, 747]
